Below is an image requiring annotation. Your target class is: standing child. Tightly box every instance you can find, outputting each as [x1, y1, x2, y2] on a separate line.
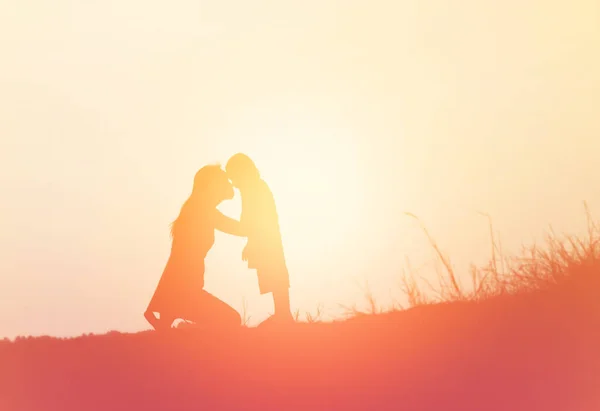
[225, 153, 293, 324]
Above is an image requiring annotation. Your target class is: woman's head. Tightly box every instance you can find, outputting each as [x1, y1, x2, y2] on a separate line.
[225, 153, 260, 189]
[191, 164, 234, 204]
[171, 165, 233, 238]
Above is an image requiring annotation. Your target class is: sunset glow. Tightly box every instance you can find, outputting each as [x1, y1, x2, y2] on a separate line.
[1, 0, 599, 338]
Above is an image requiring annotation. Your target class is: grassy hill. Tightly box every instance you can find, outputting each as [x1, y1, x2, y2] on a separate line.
[2, 216, 599, 411]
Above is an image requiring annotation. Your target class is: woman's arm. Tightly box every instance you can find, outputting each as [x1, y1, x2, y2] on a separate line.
[214, 210, 247, 237]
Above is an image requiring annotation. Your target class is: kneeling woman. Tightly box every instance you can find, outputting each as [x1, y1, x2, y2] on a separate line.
[145, 165, 245, 331]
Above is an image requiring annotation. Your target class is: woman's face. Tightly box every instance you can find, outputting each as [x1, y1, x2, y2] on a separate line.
[214, 169, 234, 203]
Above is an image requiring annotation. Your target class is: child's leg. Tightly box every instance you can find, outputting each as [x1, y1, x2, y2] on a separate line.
[272, 286, 293, 319]
[257, 266, 293, 320]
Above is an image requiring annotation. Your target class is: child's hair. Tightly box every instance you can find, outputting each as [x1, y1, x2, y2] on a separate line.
[225, 153, 260, 181]
[170, 164, 229, 238]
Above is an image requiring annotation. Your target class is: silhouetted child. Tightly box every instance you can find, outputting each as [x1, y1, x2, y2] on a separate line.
[225, 153, 293, 324]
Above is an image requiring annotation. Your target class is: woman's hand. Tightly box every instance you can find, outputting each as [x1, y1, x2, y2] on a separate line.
[214, 210, 246, 237]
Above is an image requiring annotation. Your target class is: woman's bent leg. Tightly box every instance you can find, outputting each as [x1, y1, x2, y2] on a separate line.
[144, 310, 159, 330]
[145, 310, 175, 331]
[186, 291, 241, 328]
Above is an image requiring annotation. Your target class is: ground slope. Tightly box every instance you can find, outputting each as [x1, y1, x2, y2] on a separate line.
[1, 269, 599, 411]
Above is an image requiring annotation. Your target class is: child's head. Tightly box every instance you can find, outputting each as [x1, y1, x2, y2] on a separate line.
[225, 153, 260, 189]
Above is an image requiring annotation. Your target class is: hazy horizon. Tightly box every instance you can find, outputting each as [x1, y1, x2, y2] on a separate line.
[1, 0, 599, 339]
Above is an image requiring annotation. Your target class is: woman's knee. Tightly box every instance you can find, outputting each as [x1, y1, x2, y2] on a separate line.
[199, 292, 241, 326]
[216, 303, 241, 326]
[226, 309, 242, 326]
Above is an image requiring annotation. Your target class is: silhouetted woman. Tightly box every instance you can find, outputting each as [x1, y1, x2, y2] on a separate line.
[145, 165, 245, 331]
[225, 153, 293, 325]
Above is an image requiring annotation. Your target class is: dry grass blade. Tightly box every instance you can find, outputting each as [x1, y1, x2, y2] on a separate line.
[405, 212, 463, 299]
[240, 297, 251, 326]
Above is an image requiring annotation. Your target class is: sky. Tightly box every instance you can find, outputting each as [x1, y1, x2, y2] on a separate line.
[1, 0, 599, 338]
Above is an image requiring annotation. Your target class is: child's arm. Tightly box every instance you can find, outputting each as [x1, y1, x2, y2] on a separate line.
[214, 210, 247, 237]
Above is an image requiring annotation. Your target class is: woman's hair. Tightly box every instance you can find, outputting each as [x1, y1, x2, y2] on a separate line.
[225, 153, 260, 182]
[170, 165, 232, 238]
